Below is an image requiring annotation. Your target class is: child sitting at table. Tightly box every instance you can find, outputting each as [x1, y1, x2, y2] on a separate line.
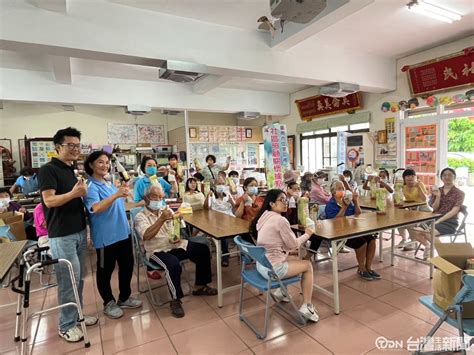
[251, 189, 319, 322]
[325, 181, 381, 281]
[0, 187, 37, 240]
[182, 177, 205, 210]
[363, 169, 394, 194]
[204, 179, 235, 267]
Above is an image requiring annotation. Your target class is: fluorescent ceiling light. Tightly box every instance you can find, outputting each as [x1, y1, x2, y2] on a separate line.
[407, 0, 462, 23]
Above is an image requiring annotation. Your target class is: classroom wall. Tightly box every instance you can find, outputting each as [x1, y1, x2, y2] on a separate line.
[280, 35, 473, 167]
[0, 102, 170, 171]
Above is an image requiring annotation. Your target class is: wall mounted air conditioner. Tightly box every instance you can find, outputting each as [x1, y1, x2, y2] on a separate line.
[319, 82, 359, 98]
[160, 109, 182, 116]
[236, 112, 260, 120]
[125, 105, 151, 115]
[270, 0, 327, 23]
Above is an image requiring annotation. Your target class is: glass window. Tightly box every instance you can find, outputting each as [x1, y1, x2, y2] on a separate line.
[350, 122, 369, 131]
[330, 136, 338, 167]
[302, 139, 309, 171]
[315, 137, 322, 170]
[308, 139, 316, 172]
[314, 129, 330, 135]
[302, 131, 314, 136]
[330, 125, 349, 132]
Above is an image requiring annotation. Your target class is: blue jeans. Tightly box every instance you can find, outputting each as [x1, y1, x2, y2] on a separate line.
[49, 229, 87, 332]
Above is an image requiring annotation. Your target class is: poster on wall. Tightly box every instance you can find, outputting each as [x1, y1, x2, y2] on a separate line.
[247, 143, 258, 167]
[137, 125, 165, 144]
[263, 123, 290, 189]
[336, 132, 348, 174]
[107, 124, 137, 144]
[29, 140, 57, 169]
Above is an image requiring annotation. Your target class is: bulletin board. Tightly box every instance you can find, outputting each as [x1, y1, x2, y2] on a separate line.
[26, 138, 57, 169]
[107, 124, 166, 144]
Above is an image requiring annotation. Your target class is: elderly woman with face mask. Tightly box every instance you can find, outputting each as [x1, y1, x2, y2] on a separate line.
[134, 185, 217, 318]
[310, 171, 331, 205]
[325, 181, 381, 281]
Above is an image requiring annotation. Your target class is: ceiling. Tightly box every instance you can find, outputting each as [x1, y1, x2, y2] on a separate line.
[110, 0, 474, 58]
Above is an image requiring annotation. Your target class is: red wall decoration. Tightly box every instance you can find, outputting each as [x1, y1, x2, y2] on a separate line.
[295, 92, 362, 121]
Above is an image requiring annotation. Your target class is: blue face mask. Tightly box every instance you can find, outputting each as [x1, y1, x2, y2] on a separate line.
[146, 166, 157, 175]
[215, 185, 226, 193]
[148, 199, 166, 210]
[247, 186, 258, 195]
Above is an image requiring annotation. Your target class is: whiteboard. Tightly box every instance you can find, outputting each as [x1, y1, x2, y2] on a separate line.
[107, 124, 138, 144]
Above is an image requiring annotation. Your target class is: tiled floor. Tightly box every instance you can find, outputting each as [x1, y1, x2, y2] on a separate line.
[1, 234, 473, 355]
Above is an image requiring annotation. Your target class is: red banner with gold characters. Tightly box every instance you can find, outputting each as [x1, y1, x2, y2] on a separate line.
[402, 47, 474, 97]
[295, 92, 362, 121]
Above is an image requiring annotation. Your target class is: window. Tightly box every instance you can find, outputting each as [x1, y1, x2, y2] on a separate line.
[299, 123, 369, 172]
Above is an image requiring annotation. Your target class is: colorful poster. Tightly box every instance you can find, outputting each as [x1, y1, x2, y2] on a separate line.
[107, 124, 137, 144]
[137, 124, 165, 144]
[247, 143, 258, 167]
[263, 123, 290, 189]
[337, 132, 348, 174]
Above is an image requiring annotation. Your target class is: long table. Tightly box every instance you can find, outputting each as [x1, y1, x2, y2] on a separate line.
[358, 196, 429, 261]
[292, 208, 439, 314]
[0, 240, 27, 283]
[182, 209, 250, 307]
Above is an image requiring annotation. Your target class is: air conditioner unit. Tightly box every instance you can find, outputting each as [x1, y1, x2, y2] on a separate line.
[236, 112, 260, 120]
[158, 60, 207, 83]
[270, 0, 327, 24]
[160, 109, 182, 116]
[125, 105, 151, 115]
[319, 82, 360, 98]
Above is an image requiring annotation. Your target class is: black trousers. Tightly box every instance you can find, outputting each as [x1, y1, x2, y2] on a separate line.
[96, 236, 134, 306]
[309, 235, 323, 252]
[149, 241, 212, 300]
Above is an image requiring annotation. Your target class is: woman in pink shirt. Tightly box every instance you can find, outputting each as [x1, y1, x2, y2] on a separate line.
[310, 171, 330, 205]
[250, 189, 319, 322]
[33, 203, 51, 251]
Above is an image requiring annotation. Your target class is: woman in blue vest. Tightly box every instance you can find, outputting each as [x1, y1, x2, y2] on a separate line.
[84, 151, 142, 319]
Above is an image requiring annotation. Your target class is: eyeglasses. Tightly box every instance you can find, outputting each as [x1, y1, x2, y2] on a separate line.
[60, 143, 81, 150]
[276, 197, 288, 204]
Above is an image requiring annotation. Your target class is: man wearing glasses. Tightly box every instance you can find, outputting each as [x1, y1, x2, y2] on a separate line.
[38, 127, 98, 343]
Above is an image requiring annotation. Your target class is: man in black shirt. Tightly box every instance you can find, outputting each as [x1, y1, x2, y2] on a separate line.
[38, 127, 98, 343]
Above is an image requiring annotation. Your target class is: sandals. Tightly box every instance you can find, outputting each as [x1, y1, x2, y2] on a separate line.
[192, 286, 218, 296]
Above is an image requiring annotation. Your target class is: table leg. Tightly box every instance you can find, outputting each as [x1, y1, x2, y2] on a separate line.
[331, 240, 340, 315]
[213, 238, 223, 308]
[430, 220, 435, 279]
[390, 228, 395, 266]
[378, 232, 383, 262]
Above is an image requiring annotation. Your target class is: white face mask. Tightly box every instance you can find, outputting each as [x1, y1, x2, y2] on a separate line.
[215, 185, 226, 194]
[317, 178, 325, 185]
[247, 186, 258, 195]
[0, 198, 10, 206]
[148, 199, 165, 210]
[232, 178, 239, 185]
[344, 177, 351, 182]
[292, 191, 301, 198]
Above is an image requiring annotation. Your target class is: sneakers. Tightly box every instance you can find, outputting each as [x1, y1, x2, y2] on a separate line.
[298, 303, 319, 322]
[358, 270, 373, 281]
[58, 326, 84, 343]
[403, 241, 417, 251]
[271, 288, 291, 303]
[117, 297, 143, 309]
[104, 300, 124, 319]
[423, 246, 431, 260]
[147, 270, 162, 280]
[170, 299, 185, 318]
[339, 246, 351, 254]
[368, 270, 382, 280]
[397, 240, 407, 249]
[83, 315, 98, 326]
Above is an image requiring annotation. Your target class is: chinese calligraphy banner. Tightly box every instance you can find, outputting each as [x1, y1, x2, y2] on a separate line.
[263, 123, 290, 189]
[295, 93, 362, 121]
[402, 47, 473, 96]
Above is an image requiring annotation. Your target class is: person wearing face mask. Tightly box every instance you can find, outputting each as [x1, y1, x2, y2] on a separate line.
[299, 172, 313, 194]
[284, 182, 302, 225]
[182, 177, 205, 211]
[134, 185, 217, 318]
[325, 181, 381, 281]
[133, 156, 174, 204]
[310, 171, 331, 205]
[362, 169, 393, 194]
[228, 170, 243, 196]
[251, 189, 320, 322]
[83, 151, 141, 319]
[204, 182, 236, 267]
[342, 170, 358, 192]
[234, 177, 264, 221]
[10, 166, 39, 196]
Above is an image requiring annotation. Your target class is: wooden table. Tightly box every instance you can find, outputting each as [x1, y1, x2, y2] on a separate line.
[292, 209, 439, 314]
[183, 209, 250, 307]
[358, 197, 429, 262]
[0, 240, 27, 283]
[358, 196, 427, 211]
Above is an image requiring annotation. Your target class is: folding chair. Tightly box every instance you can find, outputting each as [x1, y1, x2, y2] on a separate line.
[129, 207, 191, 306]
[234, 236, 306, 340]
[450, 206, 468, 243]
[417, 274, 474, 355]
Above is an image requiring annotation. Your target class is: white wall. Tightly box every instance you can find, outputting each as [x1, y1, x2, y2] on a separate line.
[0, 102, 170, 170]
[280, 35, 473, 166]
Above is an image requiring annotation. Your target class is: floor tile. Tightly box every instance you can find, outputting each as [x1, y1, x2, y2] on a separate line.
[223, 307, 298, 347]
[170, 319, 247, 355]
[251, 329, 331, 355]
[342, 278, 402, 298]
[114, 337, 177, 355]
[313, 284, 373, 312]
[303, 314, 382, 354]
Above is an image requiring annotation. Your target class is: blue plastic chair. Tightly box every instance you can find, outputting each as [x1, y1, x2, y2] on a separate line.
[130, 207, 190, 306]
[417, 274, 474, 354]
[233, 236, 306, 339]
